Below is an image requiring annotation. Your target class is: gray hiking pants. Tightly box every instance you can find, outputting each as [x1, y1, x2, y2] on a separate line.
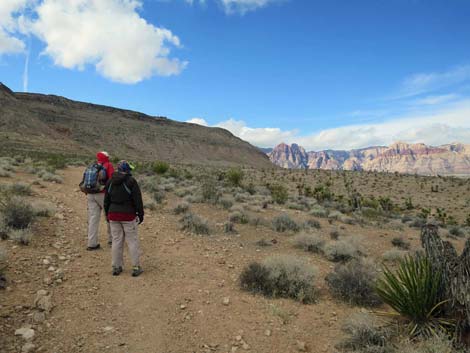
[110, 219, 141, 268]
[87, 193, 111, 247]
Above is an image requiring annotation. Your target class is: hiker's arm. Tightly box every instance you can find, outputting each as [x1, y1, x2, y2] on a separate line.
[132, 180, 144, 223]
[103, 181, 111, 219]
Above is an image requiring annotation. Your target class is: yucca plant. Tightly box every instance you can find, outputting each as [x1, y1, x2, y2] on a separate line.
[376, 255, 455, 338]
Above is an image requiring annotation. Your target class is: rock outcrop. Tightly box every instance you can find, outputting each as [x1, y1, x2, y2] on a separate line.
[268, 142, 470, 175]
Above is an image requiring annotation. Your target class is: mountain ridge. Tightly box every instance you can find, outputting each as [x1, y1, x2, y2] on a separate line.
[0, 83, 272, 168]
[268, 141, 470, 175]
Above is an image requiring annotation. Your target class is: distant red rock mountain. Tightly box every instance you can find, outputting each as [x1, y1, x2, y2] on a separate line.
[268, 142, 470, 175]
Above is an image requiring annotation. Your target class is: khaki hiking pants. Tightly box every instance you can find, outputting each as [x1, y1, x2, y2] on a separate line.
[87, 193, 111, 247]
[110, 219, 141, 268]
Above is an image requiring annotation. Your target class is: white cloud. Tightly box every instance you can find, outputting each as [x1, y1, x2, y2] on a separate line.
[28, 0, 187, 83]
[398, 65, 470, 98]
[186, 118, 208, 126]
[220, 0, 279, 14]
[0, 0, 31, 54]
[0, 0, 187, 83]
[215, 118, 297, 147]
[413, 93, 459, 106]
[205, 100, 470, 151]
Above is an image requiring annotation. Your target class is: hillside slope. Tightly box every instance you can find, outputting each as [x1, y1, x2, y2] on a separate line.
[269, 142, 470, 175]
[0, 83, 272, 167]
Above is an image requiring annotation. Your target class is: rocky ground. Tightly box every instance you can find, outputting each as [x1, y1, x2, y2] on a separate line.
[0, 166, 468, 353]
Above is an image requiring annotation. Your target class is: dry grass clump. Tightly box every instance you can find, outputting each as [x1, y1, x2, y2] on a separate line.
[396, 335, 457, 353]
[223, 221, 237, 234]
[1, 196, 35, 230]
[272, 214, 300, 233]
[3, 182, 33, 196]
[337, 313, 393, 353]
[9, 228, 33, 245]
[240, 255, 318, 303]
[292, 233, 325, 253]
[180, 212, 210, 235]
[326, 259, 382, 307]
[324, 237, 363, 262]
[37, 170, 63, 183]
[391, 236, 410, 250]
[310, 205, 328, 218]
[0, 168, 12, 178]
[32, 201, 56, 217]
[229, 210, 249, 224]
[218, 196, 234, 210]
[173, 201, 190, 215]
[382, 249, 408, 262]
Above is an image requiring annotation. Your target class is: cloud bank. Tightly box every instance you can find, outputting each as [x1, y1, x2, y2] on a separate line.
[189, 99, 470, 151]
[0, 0, 187, 83]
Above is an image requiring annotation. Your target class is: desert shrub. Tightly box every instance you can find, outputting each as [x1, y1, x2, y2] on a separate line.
[303, 219, 321, 229]
[38, 171, 63, 183]
[396, 334, 457, 353]
[0, 168, 12, 178]
[337, 313, 393, 353]
[310, 205, 328, 218]
[239, 255, 318, 303]
[234, 192, 248, 202]
[410, 217, 427, 229]
[328, 210, 344, 220]
[201, 181, 219, 204]
[448, 226, 465, 238]
[224, 221, 236, 234]
[330, 230, 340, 240]
[46, 154, 68, 170]
[152, 189, 166, 204]
[173, 201, 190, 215]
[229, 211, 249, 224]
[0, 246, 6, 272]
[32, 201, 56, 217]
[255, 239, 272, 247]
[152, 161, 169, 175]
[174, 188, 190, 198]
[226, 168, 244, 187]
[292, 233, 325, 253]
[391, 237, 411, 250]
[144, 200, 158, 210]
[376, 255, 451, 337]
[272, 214, 300, 233]
[382, 249, 408, 262]
[9, 228, 33, 245]
[326, 259, 382, 306]
[269, 184, 288, 204]
[1, 196, 35, 229]
[180, 212, 210, 235]
[218, 196, 234, 210]
[7, 182, 33, 196]
[324, 238, 362, 262]
[288, 202, 306, 211]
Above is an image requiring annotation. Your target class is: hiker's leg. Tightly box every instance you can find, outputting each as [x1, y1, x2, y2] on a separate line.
[123, 219, 141, 267]
[87, 194, 101, 247]
[94, 193, 112, 243]
[110, 221, 124, 268]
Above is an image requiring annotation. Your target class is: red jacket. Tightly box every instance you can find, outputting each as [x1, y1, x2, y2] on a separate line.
[96, 152, 114, 193]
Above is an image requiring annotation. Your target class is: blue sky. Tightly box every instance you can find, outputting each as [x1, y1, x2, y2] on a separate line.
[1, 0, 470, 150]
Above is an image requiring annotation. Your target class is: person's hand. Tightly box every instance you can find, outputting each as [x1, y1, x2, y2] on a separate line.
[138, 215, 144, 224]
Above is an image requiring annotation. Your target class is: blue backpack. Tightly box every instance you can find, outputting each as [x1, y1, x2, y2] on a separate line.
[79, 163, 107, 194]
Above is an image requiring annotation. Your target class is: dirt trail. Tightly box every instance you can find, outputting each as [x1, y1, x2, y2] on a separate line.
[4, 167, 353, 353]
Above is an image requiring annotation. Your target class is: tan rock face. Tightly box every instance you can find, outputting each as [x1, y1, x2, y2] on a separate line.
[268, 142, 470, 175]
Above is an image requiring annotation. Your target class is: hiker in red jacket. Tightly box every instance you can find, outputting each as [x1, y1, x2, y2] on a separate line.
[86, 151, 114, 250]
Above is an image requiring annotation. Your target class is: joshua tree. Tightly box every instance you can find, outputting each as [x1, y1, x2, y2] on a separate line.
[421, 224, 470, 339]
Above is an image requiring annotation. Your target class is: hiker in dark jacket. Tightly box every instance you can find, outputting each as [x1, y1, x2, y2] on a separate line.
[104, 160, 144, 277]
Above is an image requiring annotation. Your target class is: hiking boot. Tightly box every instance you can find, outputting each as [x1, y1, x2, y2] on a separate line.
[108, 241, 112, 247]
[131, 266, 143, 277]
[112, 266, 123, 276]
[86, 244, 101, 251]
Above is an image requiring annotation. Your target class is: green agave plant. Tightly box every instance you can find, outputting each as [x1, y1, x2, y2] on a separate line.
[376, 255, 455, 337]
